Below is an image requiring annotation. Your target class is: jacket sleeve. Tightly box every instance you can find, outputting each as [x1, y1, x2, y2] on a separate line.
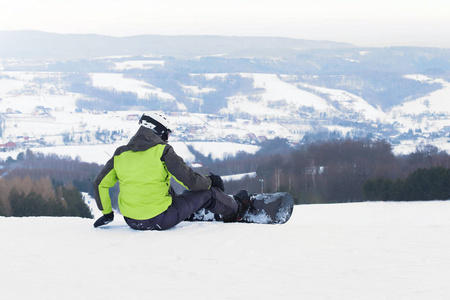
[161, 144, 211, 191]
[93, 156, 118, 214]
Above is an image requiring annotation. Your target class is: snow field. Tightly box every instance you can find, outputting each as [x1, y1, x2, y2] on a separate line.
[1, 200, 450, 300]
[397, 76, 450, 115]
[90, 72, 177, 102]
[297, 82, 388, 121]
[249, 73, 334, 112]
[220, 73, 336, 118]
[391, 75, 450, 136]
[222, 171, 256, 182]
[1, 70, 450, 155]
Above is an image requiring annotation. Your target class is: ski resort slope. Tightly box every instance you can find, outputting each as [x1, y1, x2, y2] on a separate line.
[1, 200, 450, 300]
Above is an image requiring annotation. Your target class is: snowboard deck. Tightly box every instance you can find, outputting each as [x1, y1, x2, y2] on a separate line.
[186, 192, 294, 224]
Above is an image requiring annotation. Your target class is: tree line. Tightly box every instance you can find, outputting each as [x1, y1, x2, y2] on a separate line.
[0, 150, 99, 217]
[1, 139, 449, 217]
[212, 139, 450, 204]
[0, 176, 92, 218]
[363, 167, 450, 201]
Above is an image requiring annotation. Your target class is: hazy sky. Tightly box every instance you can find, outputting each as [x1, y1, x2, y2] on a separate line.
[1, 0, 449, 47]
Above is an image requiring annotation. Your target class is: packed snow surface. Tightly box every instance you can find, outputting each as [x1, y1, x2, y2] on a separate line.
[1, 200, 449, 299]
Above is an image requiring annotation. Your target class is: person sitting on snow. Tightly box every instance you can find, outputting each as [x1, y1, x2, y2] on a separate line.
[93, 111, 251, 230]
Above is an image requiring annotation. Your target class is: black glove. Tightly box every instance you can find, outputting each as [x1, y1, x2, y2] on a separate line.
[208, 173, 225, 192]
[93, 211, 114, 228]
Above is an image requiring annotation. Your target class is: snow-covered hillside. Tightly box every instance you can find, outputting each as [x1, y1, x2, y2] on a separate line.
[295, 81, 388, 122]
[391, 75, 450, 132]
[90, 73, 179, 103]
[0, 71, 267, 162]
[220, 73, 336, 118]
[1, 69, 449, 161]
[397, 74, 450, 115]
[1, 200, 449, 299]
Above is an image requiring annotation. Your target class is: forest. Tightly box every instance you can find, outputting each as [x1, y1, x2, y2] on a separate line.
[210, 139, 450, 204]
[0, 139, 449, 217]
[0, 150, 98, 217]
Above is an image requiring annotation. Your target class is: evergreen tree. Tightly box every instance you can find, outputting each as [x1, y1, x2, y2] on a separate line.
[362, 167, 450, 201]
[0, 200, 5, 216]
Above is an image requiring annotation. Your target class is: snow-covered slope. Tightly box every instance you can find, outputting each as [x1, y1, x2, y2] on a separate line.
[395, 75, 450, 115]
[220, 73, 337, 118]
[90, 73, 187, 111]
[390, 75, 450, 132]
[1, 70, 449, 158]
[387, 75, 450, 153]
[296, 82, 388, 122]
[1, 200, 449, 300]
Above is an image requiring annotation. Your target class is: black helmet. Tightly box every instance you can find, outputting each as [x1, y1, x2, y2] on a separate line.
[139, 112, 172, 141]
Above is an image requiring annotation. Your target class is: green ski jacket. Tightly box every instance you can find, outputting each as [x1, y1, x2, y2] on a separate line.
[93, 126, 211, 220]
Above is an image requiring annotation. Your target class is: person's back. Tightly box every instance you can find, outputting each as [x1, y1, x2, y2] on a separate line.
[113, 138, 170, 220]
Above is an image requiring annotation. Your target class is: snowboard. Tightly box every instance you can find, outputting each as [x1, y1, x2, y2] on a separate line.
[186, 192, 294, 224]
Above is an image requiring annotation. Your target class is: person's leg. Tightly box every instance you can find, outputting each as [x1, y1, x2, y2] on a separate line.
[124, 188, 238, 230]
[205, 187, 239, 216]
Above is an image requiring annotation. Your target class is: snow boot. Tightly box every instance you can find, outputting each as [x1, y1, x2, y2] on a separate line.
[223, 190, 253, 222]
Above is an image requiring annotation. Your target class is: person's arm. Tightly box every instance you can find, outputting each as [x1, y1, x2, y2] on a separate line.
[161, 144, 211, 191]
[93, 156, 118, 215]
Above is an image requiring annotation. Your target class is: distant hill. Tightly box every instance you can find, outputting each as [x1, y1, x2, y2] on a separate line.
[0, 30, 354, 60]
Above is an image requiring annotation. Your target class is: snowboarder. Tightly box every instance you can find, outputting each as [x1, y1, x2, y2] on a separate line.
[93, 112, 252, 230]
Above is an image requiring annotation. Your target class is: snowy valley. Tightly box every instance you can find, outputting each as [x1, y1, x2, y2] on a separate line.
[0, 33, 450, 165]
[0, 65, 449, 165]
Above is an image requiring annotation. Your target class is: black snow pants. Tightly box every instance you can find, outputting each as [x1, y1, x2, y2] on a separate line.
[124, 187, 238, 230]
